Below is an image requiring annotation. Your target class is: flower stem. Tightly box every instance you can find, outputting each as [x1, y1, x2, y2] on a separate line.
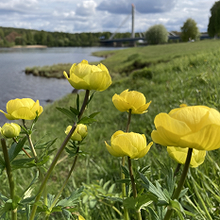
[48, 147, 80, 213]
[1, 139, 17, 220]
[27, 134, 38, 162]
[128, 156, 142, 220]
[163, 148, 193, 220]
[22, 120, 38, 162]
[126, 109, 132, 132]
[121, 156, 130, 220]
[121, 109, 132, 220]
[29, 90, 90, 220]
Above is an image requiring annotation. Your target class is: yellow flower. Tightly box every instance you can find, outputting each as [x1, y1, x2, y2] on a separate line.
[0, 123, 21, 138]
[105, 130, 153, 159]
[151, 105, 220, 151]
[63, 60, 112, 91]
[65, 124, 88, 141]
[112, 89, 151, 114]
[167, 146, 206, 168]
[0, 98, 43, 120]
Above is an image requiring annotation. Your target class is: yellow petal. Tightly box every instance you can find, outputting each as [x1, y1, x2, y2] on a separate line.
[152, 113, 192, 146]
[11, 107, 36, 120]
[179, 124, 220, 151]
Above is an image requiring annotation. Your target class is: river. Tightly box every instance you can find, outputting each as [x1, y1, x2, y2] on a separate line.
[0, 46, 119, 124]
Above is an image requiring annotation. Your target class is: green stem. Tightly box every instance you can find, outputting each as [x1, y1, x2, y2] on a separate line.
[29, 90, 90, 220]
[22, 119, 38, 162]
[27, 134, 38, 162]
[163, 148, 193, 220]
[128, 156, 142, 220]
[1, 139, 17, 220]
[126, 109, 132, 132]
[48, 147, 79, 213]
[121, 109, 132, 220]
[121, 156, 130, 220]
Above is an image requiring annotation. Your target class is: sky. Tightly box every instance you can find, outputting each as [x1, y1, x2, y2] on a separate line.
[0, 0, 217, 34]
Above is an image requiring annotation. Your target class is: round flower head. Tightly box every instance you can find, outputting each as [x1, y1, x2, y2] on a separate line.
[63, 60, 112, 91]
[0, 98, 43, 120]
[65, 124, 88, 141]
[112, 89, 151, 114]
[151, 105, 220, 151]
[0, 123, 21, 138]
[105, 130, 153, 159]
[167, 146, 206, 168]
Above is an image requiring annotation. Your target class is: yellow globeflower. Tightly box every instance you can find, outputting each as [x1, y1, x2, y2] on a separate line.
[151, 105, 220, 151]
[65, 124, 88, 141]
[167, 146, 206, 168]
[63, 60, 112, 91]
[0, 123, 21, 138]
[112, 89, 151, 114]
[105, 130, 153, 159]
[0, 98, 43, 120]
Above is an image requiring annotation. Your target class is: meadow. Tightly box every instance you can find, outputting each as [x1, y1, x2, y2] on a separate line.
[1, 39, 220, 219]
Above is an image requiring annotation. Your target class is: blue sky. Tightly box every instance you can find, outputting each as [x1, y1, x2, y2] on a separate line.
[0, 0, 216, 33]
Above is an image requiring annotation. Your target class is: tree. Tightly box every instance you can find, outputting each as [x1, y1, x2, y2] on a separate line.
[145, 24, 168, 45]
[181, 18, 200, 42]
[208, 1, 220, 37]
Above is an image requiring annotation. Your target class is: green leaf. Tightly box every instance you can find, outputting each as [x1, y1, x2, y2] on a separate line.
[62, 209, 72, 220]
[147, 207, 160, 220]
[108, 183, 116, 194]
[11, 158, 35, 170]
[78, 116, 96, 124]
[70, 107, 80, 116]
[20, 196, 36, 205]
[56, 187, 83, 207]
[56, 107, 76, 120]
[123, 195, 153, 211]
[139, 172, 169, 205]
[0, 193, 8, 202]
[47, 194, 55, 208]
[89, 112, 100, 118]
[169, 199, 185, 220]
[8, 137, 27, 162]
[121, 165, 130, 178]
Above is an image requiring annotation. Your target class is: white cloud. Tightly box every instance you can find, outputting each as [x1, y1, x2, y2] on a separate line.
[0, 0, 217, 33]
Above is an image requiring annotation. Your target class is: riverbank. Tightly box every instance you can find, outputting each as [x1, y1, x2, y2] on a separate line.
[24, 39, 220, 79]
[12, 45, 47, 48]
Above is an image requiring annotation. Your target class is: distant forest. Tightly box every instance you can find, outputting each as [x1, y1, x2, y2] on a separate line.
[0, 26, 139, 47]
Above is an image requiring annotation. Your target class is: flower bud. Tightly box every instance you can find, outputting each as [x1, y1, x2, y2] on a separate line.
[0, 123, 21, 138]
[0, 98, 43, 120]
[105, 130, 153, 159]
[65, 124, 88, 141]
[63, 60, 112, 91]
[112, 89, 151, 114]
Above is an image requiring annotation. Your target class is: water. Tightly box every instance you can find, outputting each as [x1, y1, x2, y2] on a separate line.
[0, 47, 119, 124]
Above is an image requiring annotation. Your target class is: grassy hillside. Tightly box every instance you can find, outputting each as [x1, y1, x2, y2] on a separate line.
[2, 39, 220, 219]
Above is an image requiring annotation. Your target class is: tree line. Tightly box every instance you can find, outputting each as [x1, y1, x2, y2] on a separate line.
[0, 27, 133, 47]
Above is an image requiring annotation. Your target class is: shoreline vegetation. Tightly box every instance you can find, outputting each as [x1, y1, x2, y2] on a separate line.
[12, 45, 47, 48]
[25, 39, 220, 78]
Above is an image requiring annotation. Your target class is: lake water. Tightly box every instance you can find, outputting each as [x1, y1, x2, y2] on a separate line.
[0, 47, 119, 124]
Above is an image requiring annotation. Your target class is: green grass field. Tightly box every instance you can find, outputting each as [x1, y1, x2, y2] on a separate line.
[2, 39, 220, 219]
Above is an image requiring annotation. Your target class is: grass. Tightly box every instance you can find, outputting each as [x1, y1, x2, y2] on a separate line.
[2, 39, 220, 219]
